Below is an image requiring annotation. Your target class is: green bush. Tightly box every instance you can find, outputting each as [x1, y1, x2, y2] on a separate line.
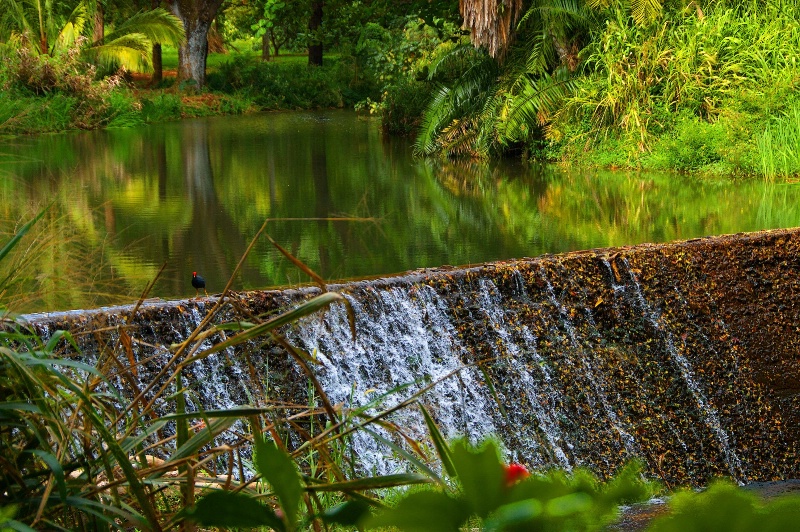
[139, 92, 184, 123]
[648, 481, 800, 532]
[208, 57, 368, 110]
[379, 78, 431, 136]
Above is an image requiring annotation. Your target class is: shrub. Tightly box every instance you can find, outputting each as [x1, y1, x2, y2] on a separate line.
[208, 57, 365, 110]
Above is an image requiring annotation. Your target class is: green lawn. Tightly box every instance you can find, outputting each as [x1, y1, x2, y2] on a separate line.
[158, 42, 331, 73]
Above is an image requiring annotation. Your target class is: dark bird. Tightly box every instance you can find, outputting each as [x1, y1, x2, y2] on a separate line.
[192, 271, 208, 297]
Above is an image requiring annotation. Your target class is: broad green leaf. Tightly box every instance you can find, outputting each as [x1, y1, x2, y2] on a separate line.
[255, 437, 303, 527]
[365, 491, 469, 532]
[484, 499, 544, 532]
[451, 438, 507, 518]
[182, 490, 284, 530]
[319, 500, 372, 526]
[544, 492, 593, 517]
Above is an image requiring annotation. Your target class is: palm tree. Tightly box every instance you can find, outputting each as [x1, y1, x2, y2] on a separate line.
[1, 0, 184, 72]
[585, 0, 663, 26]
[459, 0, 525, 59]
[415, 0, 587, 158]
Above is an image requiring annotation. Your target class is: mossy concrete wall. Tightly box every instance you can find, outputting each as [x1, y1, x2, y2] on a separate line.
[24, 228, 800, 485]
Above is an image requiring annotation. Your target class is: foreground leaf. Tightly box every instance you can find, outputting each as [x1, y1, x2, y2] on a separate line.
[182, 490, 285, 530]
[319, 500, 372, 526]
[255, 437, 303, 526]
[365, 491, 469, 532]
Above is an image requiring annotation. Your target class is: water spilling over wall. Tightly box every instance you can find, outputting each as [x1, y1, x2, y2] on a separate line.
[23, 229, 800, 487]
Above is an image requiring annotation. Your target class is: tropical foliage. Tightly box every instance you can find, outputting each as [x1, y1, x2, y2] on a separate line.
[1, 0, 184, 72]
[406, 0, 800, 176]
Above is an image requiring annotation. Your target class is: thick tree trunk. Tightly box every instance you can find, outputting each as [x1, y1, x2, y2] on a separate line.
[308, 1, 324, 66]
[167, 0, 224, 88]
[152, 43, 163, 83]
[151, 0, 163, 83]
[271, 34, 283, 57]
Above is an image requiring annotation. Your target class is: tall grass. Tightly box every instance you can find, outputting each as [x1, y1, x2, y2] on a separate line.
[756, 104, 800, 180]
[552, 2, 800, 175]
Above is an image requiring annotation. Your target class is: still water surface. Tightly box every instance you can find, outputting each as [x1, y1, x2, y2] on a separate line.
[3, 110, 800, 313]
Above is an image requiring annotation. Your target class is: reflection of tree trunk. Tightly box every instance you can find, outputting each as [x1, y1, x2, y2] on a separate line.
[104, 202, 115, 235]
[308, 1, 324, 66]
[157, 137, 167, 201]
[311, 124, 330, 275]
[173, 120, 252, 295]
[268, 144, 276, 211]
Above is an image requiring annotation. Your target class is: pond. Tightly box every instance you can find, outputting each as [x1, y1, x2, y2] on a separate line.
[2, 110, 800, 313]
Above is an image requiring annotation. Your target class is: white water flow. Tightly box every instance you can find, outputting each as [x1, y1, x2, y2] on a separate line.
[293, 284, 499, 476]
[469, 275, 571, 468]
[608, 258, 744, 480]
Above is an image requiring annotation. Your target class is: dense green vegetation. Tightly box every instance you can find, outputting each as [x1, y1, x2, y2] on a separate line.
[2, 0, 796, 177]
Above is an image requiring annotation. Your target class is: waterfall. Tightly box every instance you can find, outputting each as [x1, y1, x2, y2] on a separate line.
[292, 284, 498, 476]
[23, 229, 800, 486]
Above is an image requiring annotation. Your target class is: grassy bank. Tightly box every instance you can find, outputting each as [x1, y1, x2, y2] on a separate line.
[546, 3, 800, 177]
[0, 43, 373, 136]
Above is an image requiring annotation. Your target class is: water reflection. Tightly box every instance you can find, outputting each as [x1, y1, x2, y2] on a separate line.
[2, 110, 800, 313]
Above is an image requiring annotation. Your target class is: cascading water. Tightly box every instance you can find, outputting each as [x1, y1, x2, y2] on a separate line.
[23, 229, 800, 486]
[292, 283, 498, 476]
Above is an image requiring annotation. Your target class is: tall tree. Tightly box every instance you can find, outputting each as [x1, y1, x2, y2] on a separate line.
[152, 0, 163, 84]
[167, 0, 224, 88]
[308, 0, 324, 65]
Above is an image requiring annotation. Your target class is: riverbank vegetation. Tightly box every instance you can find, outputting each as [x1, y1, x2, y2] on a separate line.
[2, 1, 798, 177]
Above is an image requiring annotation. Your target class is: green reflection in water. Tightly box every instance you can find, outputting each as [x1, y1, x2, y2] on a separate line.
[2, 110, 800, 313]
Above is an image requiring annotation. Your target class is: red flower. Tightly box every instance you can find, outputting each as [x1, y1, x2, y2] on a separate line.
[504, 463, 530, 486]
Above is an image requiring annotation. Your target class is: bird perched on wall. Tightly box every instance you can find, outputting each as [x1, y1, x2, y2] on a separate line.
[192, 271, 208, 297]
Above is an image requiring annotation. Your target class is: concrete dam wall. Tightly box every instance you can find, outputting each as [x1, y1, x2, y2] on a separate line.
[23, 228, 800, 487]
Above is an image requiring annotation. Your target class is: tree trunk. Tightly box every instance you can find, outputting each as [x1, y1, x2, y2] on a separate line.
[271, 34, 283, 57]
[151, 0, 162, 83]
[261, 31, 271, 61]
[93, 4, 105, 44]
[167, 0, 225, 88]
[308, 1, 324, 66]
[152, 43, 163, 83]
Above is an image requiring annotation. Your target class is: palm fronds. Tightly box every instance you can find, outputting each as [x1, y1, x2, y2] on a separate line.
[83, 8, 184, 73]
